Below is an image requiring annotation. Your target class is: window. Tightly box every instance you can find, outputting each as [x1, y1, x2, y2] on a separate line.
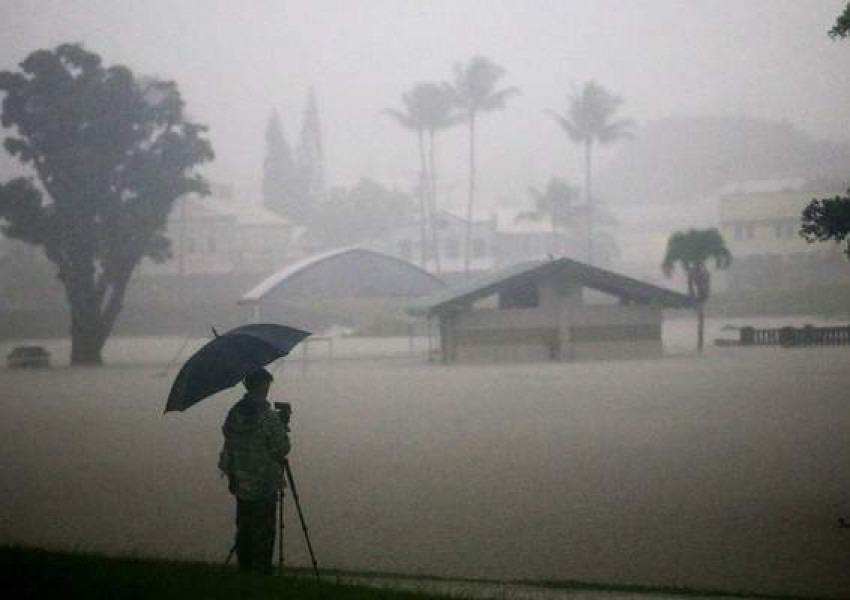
[472, 238, 487, 258]
[745, 224, 755, 240]
[446, 239, 460, 259]
[498, 283, 539, 309]
[734, 225, 744, 241]
[775, 221, 796, 240]
[785, 222, 796, 239]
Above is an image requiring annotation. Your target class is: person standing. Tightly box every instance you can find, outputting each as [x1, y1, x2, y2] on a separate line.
[218, 368, 290, 574]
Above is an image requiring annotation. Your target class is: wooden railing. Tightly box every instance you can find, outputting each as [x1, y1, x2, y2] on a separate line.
[735, 325, 850, 347]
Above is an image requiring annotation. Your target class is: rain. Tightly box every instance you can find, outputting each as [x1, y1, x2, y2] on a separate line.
[1, 2, 850, 598]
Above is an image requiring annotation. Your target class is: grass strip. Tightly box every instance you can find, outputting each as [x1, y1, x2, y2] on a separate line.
[1, 546, 835, 600]
[0, 546, 446, 600]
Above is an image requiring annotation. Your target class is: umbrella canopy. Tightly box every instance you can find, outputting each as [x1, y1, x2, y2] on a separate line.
[165, 323, 311, 412]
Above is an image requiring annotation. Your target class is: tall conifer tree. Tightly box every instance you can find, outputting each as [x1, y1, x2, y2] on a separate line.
[295, 86, 325, 222]
[262, 109, 297, 218]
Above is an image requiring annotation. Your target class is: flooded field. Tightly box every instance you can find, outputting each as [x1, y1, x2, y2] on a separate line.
[1, 327, 849, 597]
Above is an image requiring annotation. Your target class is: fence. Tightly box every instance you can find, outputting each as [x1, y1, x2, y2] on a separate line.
[736, 325, 850, 348]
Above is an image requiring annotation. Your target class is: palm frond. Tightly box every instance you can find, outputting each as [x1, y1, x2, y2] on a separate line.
[597, 118, 635, 144]
[381, 108, 416, 130]
[478, 86, 521, 112]
[448, 56, 518, 114]
[554, 81, 632, 145]
[546, 110, 586, 142]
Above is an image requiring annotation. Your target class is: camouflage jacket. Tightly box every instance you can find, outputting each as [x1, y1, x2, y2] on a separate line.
[218, 396, 290, 500]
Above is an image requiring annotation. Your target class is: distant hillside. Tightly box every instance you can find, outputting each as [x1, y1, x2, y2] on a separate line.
[596, 116, 850, 206]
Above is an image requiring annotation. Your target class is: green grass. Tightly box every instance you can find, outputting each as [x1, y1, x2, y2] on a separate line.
[1, 546, 835, 600]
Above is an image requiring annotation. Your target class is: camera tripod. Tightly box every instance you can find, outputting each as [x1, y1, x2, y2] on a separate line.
[225, 459, 320, 580]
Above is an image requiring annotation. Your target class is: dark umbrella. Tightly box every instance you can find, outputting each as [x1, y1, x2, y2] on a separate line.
[165, 323, 311, 412]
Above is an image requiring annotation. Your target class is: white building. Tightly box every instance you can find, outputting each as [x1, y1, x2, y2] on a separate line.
[140, 189, 300, 276]
[491, 208, 587, 267]
[374, 208, 591, 281]
[376, 210, 498, 277]
[717, 179, 850, 290]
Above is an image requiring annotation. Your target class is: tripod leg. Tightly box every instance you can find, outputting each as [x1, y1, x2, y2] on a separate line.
[278, 486, 285, 576]
[284, 460, 320, 581]
[225, 541, 236, 566]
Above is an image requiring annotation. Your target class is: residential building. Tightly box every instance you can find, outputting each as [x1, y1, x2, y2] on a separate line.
[139, 187, 300, 276]
[491, 209, 586, 268]
[376, 211, 498, 277]
[374, 208, 592, 282]
[717, 179, 849, 290]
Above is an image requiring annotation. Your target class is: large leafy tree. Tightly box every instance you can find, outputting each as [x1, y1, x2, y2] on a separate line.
[548, 81, 632, 265]
[0, 44, 213, 365]
[262, 109, 298, 220]
[662, 228, 732, 353]
[801, 6, 850, 257]
[801, 192, 850, 259]
[446, 56, 519, 278]
[384, 82, 456, 273]
[830, 2, 850, 38]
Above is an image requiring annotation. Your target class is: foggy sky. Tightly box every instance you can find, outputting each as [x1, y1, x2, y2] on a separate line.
[1, 0, 849, 212]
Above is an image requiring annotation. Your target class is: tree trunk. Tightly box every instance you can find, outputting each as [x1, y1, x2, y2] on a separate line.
[70, 320, 107, 365]
[464, 112, 476, 279]
[697, 304, 705, 353]
[551, 214, 558, 256]
[68, 287, 107, 366]
[585, 138, 594, 266]
[65, 264, 134, 366]
[428, 130, 441, 274]
[417, 129, 429, 269]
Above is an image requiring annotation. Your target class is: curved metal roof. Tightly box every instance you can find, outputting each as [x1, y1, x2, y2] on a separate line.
[239, 246, 446, 304]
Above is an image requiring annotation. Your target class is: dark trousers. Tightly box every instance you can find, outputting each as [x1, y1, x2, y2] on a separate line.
[236, 495, 277, 574]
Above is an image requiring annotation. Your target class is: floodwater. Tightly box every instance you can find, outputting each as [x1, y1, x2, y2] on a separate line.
[0, 314, 846, 365]
[0, 320, 849, 598]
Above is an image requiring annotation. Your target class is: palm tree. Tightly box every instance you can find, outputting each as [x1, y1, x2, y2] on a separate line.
[384, 83, 456, 272]
[519, 177, 579, 255]
[662, 228, 732, 353]
[548, 81, 632, 266]
[447, 56, 520, 278]
[419, 83, 458, 274]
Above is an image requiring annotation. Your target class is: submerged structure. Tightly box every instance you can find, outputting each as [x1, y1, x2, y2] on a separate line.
[239, 246, 447, 333]
[410, 258, 693, 363]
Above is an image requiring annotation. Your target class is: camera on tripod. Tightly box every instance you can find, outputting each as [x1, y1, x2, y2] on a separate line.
[274, 401, 292, 429]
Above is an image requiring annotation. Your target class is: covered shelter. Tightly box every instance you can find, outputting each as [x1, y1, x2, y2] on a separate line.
[410, 257, 693, 363]
[239, 247, 447, 333]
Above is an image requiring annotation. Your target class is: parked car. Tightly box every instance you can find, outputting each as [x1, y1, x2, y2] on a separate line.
[7, 345, 51, 368]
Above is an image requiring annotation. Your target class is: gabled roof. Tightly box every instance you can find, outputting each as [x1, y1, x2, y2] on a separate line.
[409, 257, 693, 316]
